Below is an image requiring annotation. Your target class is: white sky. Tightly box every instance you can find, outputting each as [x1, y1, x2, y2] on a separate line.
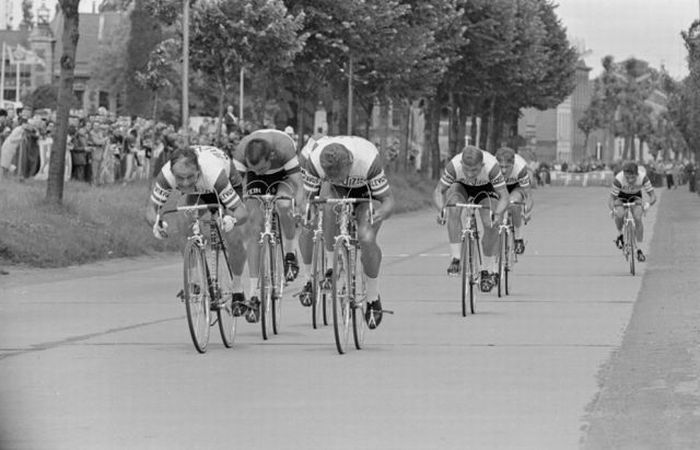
[554, 0, 699, 79]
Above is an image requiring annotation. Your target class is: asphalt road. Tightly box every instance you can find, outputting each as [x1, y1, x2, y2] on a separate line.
[2, 185, 694, 450]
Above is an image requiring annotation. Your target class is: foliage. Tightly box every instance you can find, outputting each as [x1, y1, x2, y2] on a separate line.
[679, 20, 700, 161]
[88, 12, 131, 107]
[22, 84, 59, 110]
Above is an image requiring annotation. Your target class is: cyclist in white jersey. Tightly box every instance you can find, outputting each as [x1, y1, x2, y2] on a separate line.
[608, 161, 656, 262]
[433, 146, 510, 292]
[146, 145, 249, 312]
[495, 147, 533, 254]
[300, 136, 394, 329]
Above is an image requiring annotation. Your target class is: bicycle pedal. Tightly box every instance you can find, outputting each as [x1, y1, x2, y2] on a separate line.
[176, 289, 185, 301]
[381, 309, 395, 315]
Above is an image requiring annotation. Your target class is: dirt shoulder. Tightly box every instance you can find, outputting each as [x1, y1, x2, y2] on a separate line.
[582, 189, 700, 449]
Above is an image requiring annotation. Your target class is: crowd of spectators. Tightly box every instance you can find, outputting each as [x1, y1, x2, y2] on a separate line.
[0, 105, 254, 185]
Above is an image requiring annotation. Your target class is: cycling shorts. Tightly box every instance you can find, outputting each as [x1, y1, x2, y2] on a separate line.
[614, 191, 642, 205]
[329, 184, 371, 199]
[446, 182, 499, 204]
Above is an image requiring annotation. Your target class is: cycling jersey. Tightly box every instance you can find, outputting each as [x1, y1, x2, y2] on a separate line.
[504, 153, 531, 188]
[440, 150, 506, 189]
[232, 129, 300, 176]
[150, 145, 243, 210]
[302, 136, 390, 198]
[610, 166, 654, 197]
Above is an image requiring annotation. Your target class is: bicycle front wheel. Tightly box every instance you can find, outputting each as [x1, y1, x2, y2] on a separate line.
[626, 222, 636, 276]
[460, 237, 477, 315]
[504, 232, 514, 296]
[260, 236, 274, 340]
[352, 247, 367, 350]
[332, 243, 352, 354]
[311, 236, 327, 329]
[183, 240, 211, 353]
[497, 230, 507, 298]
[215, 246, 237, 348]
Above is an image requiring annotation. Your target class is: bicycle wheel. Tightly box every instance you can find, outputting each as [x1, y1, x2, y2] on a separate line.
[332, 243, 352, 354]
[460, 237, 470, 316]
[259, 236, 274, 340]
[183, 240, 211, 353]
[215, 246, 237, 348]
[352, 247, 367, 350]
[497, 230, 507, 298]
[311, 236, 327, 329]
[504, 232, 514, 296]
[271, 218, 284, 335]
[626, 222, 636, 276]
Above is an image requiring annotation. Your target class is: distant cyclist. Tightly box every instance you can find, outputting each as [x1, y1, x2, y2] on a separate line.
[232, 129, 304, 322]
[146, 145, 249, 313]
[299, 136, 394, 329]
[608, 160, 656, 262]
[495, 147, 533, 254]
[433, 145, 510, 292]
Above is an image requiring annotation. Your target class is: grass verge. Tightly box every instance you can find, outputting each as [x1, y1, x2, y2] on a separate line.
[0, 171, 435, 268]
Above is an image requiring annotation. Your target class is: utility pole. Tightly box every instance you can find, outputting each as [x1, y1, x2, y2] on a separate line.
[182, 0, 190, 146]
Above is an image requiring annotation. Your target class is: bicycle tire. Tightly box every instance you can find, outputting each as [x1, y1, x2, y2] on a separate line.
[460, 237, 470, 317]
[183, 240, 211, 353]
[505, 232, 514, 296]
[272, 215, 284, 335]
[468, 237, 477, 314]
[352, 247, 367, 350]
[332, 242, 352, 354]
[311, 236, 327, 329]
[626, 221, 636, 276]
[260, 235, 274, 340]
[215, 245, 237, 348]
[497, 230, 507, 298]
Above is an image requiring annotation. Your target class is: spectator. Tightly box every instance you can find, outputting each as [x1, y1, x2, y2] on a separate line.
[224, 105, 238, 134]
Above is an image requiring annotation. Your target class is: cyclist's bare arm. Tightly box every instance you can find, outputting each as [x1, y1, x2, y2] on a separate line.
[372, 188, 395, 222]
[433, 183, 449, 211]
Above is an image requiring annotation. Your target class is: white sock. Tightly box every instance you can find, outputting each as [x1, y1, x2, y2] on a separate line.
[232, 275, 243, 293]
[365, 276, 379, 302]
[247, 277, 259, 299]
[284, 238, 297, 256]
[303, 263, 312, 279]
[514, 227, 522, 240]
[483, 256, 497, 273]
[450, 243, 461, 260]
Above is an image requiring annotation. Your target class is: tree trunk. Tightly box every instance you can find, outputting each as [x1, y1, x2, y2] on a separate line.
[457, 97, 469, 150]
[331, 98, 341, 136]
[296, 96, 305, 149]
[427, 98, 441, 181]
[447, 92, 459, 157]
[46, 0, 80, 204]
[485, 97, 497, 153]
[215, 83, 226, 143]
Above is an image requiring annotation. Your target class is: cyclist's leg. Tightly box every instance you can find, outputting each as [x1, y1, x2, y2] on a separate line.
[509, 187, 526, 254]
[475, 189, 499, 289]
[632, 202, 646, 261]
[243, 175, 267, 315]
[446, 183, 468, 274]
[612, 197, 625, 247]
[355, 196, 384, 329]
[274, 178, 300, 281]
[322, 186, 342, 282]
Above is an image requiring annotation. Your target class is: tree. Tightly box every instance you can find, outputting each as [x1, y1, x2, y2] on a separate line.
[20, 0, 33, 30]
[46, 0, 80, 204]
[89, 12, 131, 113]
[680, 20, 700, 163]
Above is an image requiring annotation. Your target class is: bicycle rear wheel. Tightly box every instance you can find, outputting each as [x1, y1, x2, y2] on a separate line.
[626, 222, 636, 276]
[272, 219, 284, 335]
[259, 236, 274, 340]
[460, 238, 477, 316]
[504, 232, 514, 296]
[332, 243, 352, 354]
[352, 247, 367, 350]
[183, 240, 211, 353]
[311, 236, 327, 329]
[215, 246, 237, 348]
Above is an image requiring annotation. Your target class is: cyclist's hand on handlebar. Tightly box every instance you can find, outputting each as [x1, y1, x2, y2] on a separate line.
[221, 215, 236, 232]
[153, 220, 168, 239]
[642, 201, 650, 212]
[437, 209, 447, 226]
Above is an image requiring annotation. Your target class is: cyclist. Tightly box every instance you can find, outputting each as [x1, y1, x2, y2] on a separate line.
[232, 128, 304, 322]
[495, 147, 534, 254]
[433, 145, 510, 292]
[299, 136, 394, 329]
[608, 160, 656, 262]
[146, 145, 250, 315]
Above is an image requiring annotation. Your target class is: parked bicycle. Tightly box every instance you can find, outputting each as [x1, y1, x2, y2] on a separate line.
[245, 183, 293, 340]
[156, 195, 237, 353]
